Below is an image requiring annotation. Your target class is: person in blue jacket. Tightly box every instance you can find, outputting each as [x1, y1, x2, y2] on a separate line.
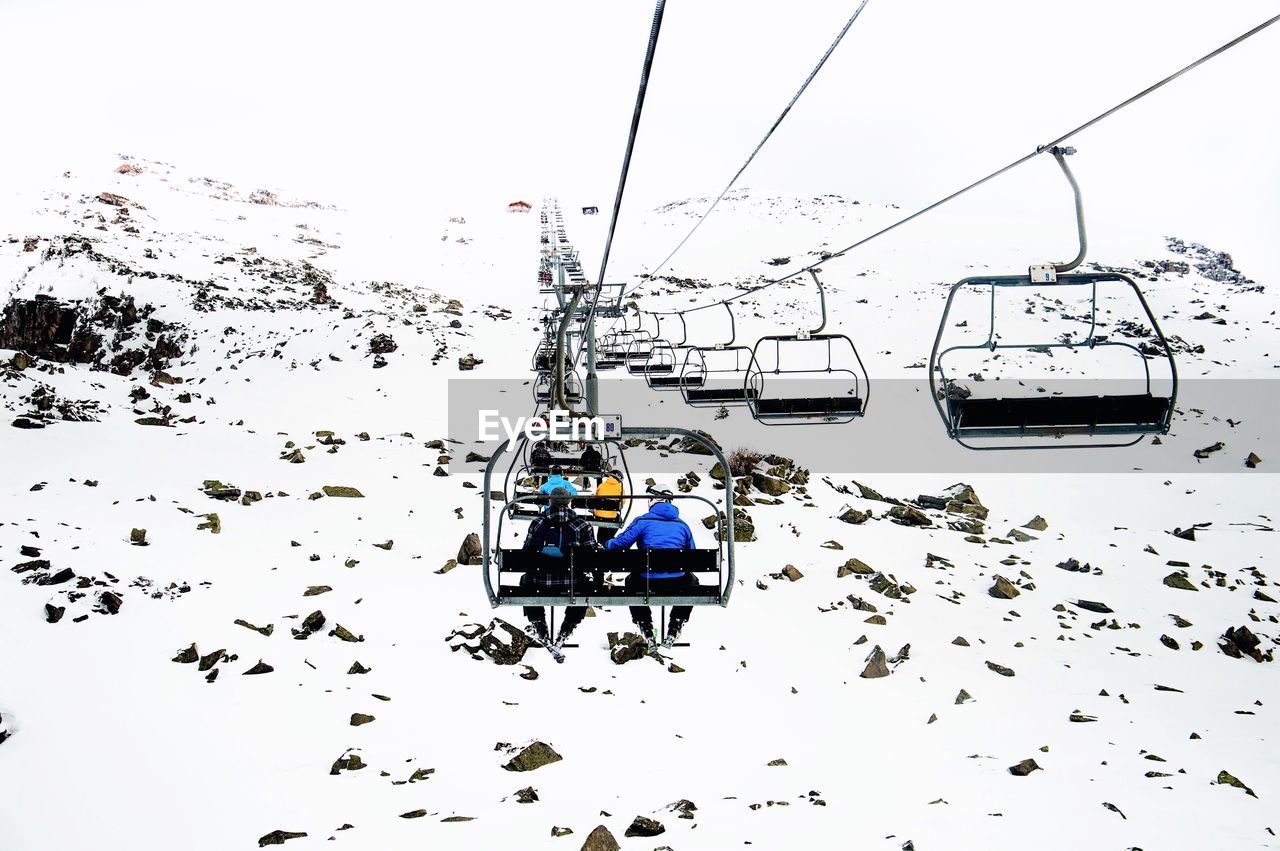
[538, 467, 578, 497]
[605, 493, 698, 646]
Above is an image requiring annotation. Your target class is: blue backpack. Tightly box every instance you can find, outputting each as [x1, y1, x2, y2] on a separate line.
[535, 522, 568, 558]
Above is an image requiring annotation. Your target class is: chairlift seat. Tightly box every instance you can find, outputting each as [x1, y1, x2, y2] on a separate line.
[949, 393, 1172, 435]
[684, 386, 758, 404]
[648, 374, 703, 388]
[496, 547, 722, 604]
[752, 394, 864, 418]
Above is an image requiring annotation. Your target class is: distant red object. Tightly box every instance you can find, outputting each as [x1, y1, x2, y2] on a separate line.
[507, 200, 533, 212]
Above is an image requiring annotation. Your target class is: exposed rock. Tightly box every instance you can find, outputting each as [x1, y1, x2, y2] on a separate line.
[368, 333, 397, 355]
[1216, 769, 1257, 797]
[130, 528, 148, 546]
[322, 485, 364, 498]
[1245, 452, 1262, 468]
[502, 741, 562, 772]
[752, 473, 790, 496]
[1220, 625, 1267, 662]
[197, 649, 225, 672]
[888, 505, 932, 527]
[234, 619, 273, 636]
[1073, 599, 1114, 614]
[243, 660, 274, 675]
[1163, 572, 1199, 591]
[624, 816, 665, 838]
[990, 575, 1020, 599]
[350, 713, 376, 726]
[457, 533, 483, 565]
[329, 624, 363, 643]
[665, 799, 698, 819]
[44, 603, 65, 623]
[838, 507, 871, 525]
[860, 645, 890, 679]
[580, 825, 620, 851]
[1009, 759, 1041, 776]
[609, 631, 650, 665]
[257, 830, 307, 846]
[837, 558, 874, 577]
[986, 661, 1015, 677]
[1023, 515, 1049, 531]
[513, 785, 539, 804]
[329, 751, 366, 775]
[291, 609, 326, 640]
[172, 643, 199, 663]
[478, 619, 533, 664]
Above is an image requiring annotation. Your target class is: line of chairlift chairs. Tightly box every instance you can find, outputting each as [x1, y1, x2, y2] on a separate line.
[486, 154, 1183, 626]
[483, 204, 735, 621]
[586, 148, 1179, 447]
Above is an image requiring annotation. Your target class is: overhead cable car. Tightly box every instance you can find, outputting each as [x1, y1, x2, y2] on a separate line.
[927, 147, 1178, 449]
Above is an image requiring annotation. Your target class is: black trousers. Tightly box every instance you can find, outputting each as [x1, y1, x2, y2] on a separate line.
[596, 525, 617, 545]
[625, 571, 697, 632]
[519, 570, 587, 639]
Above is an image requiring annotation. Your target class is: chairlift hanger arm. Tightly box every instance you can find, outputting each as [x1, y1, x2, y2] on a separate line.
[808, 269, 828, 335]
[1045, 145, 1086, 275]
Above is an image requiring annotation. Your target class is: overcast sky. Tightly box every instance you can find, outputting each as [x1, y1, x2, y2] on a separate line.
[2, 0, 1277, 279]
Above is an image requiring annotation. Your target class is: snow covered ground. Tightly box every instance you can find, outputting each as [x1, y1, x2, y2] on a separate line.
[1, 155, 1276, 850]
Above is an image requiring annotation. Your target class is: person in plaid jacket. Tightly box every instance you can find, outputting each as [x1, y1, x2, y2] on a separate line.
[520, 488, 596, 647]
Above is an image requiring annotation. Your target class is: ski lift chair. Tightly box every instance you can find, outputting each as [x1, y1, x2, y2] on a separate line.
[483, 429, 735, 608]
[746, 270, 869, 424]
[927, 147, 1177, 448]
[643, 313, 700, 389]
[533, 370, 584, 405]
[680, 303, 757, 406]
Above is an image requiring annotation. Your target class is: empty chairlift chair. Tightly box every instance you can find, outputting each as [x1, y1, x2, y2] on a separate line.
[680, 303, 756, 406]
[533, 370, 583, 405]
[746, 271, 869, 424]
[625, 313, 670, 375]
[927, 147, 1177, 448]
[644, 315, 697, 390]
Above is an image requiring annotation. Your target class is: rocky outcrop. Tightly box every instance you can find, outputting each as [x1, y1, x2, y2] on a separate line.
[1, 293, 185, 376]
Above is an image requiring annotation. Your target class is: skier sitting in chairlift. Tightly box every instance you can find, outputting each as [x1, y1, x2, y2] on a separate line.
[538, 466, 578, 497]
[604, 489, 697, 647]
[519, 487, 595, 658]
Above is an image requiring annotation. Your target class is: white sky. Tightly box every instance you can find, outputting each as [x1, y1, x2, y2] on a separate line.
[2, 0, 1277, 279]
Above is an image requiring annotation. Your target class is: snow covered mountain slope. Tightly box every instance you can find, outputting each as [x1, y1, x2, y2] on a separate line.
[1, 157, 1276, 851]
